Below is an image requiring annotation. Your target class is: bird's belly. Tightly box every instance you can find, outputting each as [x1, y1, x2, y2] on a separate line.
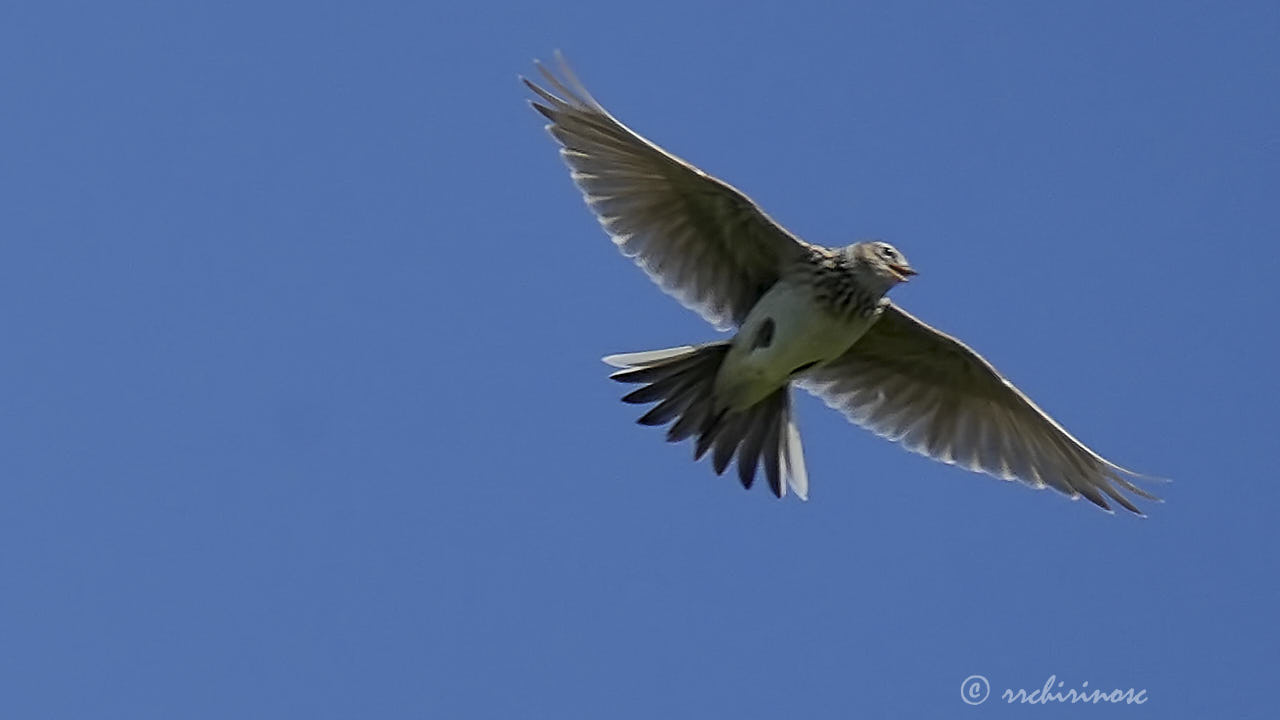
[714, 281, 878, 411]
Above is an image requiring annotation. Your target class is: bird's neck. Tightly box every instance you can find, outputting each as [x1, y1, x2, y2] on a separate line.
[798, 250, 891, 318]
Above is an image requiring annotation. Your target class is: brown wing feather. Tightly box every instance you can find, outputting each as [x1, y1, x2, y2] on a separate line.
[797, 302, 1160, 513]
[524, 55, 811, 329]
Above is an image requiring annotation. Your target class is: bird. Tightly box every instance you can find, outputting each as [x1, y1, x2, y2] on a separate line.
[523, 54, 1161, 514]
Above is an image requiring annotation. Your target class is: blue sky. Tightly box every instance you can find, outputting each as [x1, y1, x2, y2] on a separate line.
[1, 1, 1277, 717]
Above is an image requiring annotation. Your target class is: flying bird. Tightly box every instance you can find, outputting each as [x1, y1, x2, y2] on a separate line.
[523, 55, 1160, 514]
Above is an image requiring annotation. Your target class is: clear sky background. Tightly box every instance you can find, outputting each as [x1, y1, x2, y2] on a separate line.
[1, 1, 1276, 718]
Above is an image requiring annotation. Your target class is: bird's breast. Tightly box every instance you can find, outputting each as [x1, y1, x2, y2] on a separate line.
[714, 279, 881, 411]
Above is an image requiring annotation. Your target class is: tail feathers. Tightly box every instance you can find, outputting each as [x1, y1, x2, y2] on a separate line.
[605, 343, 809, 499]
[603, 346, 700, 369]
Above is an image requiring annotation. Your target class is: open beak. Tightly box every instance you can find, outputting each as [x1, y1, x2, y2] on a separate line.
[889, 264, 917, 282]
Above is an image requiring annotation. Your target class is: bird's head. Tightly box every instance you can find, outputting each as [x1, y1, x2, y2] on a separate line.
[848, 241, 917, 288]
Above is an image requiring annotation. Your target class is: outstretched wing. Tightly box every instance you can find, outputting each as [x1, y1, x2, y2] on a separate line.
[524, 54, 812, 330]
[796, 302, 1161, 513]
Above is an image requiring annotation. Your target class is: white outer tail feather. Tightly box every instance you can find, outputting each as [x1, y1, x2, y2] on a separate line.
[783, 417, 808, 500]
[602, 346, 699, 369]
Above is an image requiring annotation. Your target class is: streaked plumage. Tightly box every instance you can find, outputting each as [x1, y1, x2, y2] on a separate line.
[525, 54, 1161, 514]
